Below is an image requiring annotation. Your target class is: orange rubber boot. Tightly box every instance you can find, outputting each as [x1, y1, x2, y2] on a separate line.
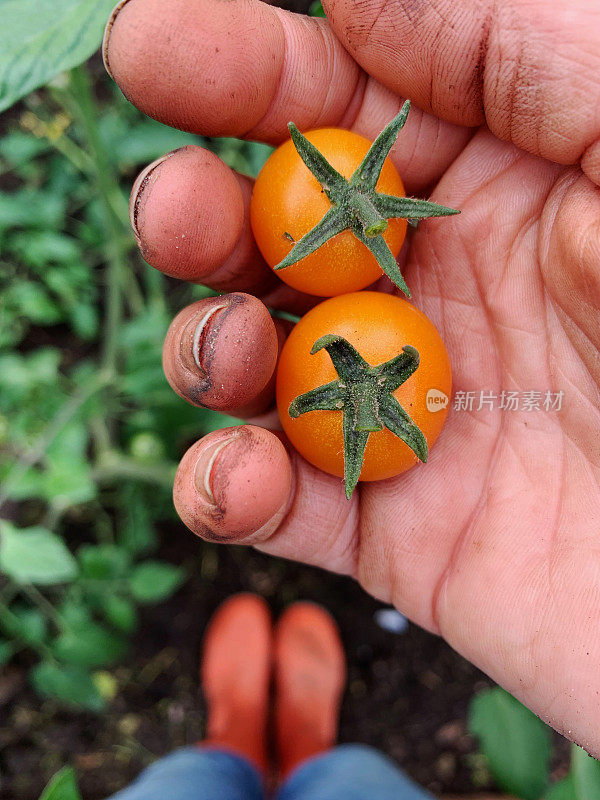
[201, 593, 272, 774]
[274, 602, 346, 778]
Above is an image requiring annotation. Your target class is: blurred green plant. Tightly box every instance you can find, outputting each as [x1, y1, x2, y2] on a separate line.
[0, 0, 117, 113]
[38, 766, 81, 800]
[0, 6, 272, 709]
[469, 686, 600, 799]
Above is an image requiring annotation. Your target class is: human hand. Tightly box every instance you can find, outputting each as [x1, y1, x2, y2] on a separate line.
[103, 0, 600, 754]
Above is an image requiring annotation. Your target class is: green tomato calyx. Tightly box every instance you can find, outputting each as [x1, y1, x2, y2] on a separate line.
[288, 334, 428, 499]
[274, 100, 460, 297]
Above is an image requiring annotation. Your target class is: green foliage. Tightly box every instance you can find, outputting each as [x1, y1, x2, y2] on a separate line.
[310, 1, 326, 16]
[0, 0, 116, 113]
[0, 61, 267, 713]
[32, 662, 106, 712]
[129, 561, 184, 603]
[39, 766, 82, 800]
[469, 688, 600, 800]
[469, 686, 551, 799]
[0, 607, 48, 646]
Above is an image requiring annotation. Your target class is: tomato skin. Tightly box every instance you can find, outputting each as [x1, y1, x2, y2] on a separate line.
[276, 292, 451, 482]
[250, 128, 407, 297]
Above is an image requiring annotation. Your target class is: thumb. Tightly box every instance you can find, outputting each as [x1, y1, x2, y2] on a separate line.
[324, 0, 600, 183]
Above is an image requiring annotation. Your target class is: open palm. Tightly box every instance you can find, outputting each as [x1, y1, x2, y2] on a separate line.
[104, 0, 600, 753]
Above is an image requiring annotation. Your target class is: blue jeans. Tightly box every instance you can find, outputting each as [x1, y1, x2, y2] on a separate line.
[108, 745, 434, 800]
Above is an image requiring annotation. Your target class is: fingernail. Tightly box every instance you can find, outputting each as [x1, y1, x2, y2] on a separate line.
[102, 0, 132, 79]
[194, 435, 237, 503]
[129, 154, 173, 246]
[189, 301, 229, 375]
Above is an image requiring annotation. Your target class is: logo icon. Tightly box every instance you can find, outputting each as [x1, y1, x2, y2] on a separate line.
[426, 389, 449, 413]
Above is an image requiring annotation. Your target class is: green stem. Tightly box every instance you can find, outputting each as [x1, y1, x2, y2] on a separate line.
[0, 581, 21, 607]
[23, 96, 95, 174]
[0, 371, 111, 512]
[93, 454, 177, 489]
[19, 584, 66, 632]
[352, 394, 383, 432]
[350, 193, 388, 237]
[142, 255, 167, 311]
[67, 65, 127, 379]
[0, 602, 56, 661]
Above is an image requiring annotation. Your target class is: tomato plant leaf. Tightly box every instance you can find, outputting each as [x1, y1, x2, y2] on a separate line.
[468, 686, 551, 800]
[39, 766, 82, 800]
[0, 522, 78, 585]
[0, 0, 117, 113]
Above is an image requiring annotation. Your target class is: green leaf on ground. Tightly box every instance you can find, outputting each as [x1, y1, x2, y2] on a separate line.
[468, 686, 551, 800]
[0, 522, 78, 585]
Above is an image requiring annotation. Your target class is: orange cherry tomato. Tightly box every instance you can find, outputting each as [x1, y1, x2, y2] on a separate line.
[276, 292, 451, 483]
[250, 128, 407, 297]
